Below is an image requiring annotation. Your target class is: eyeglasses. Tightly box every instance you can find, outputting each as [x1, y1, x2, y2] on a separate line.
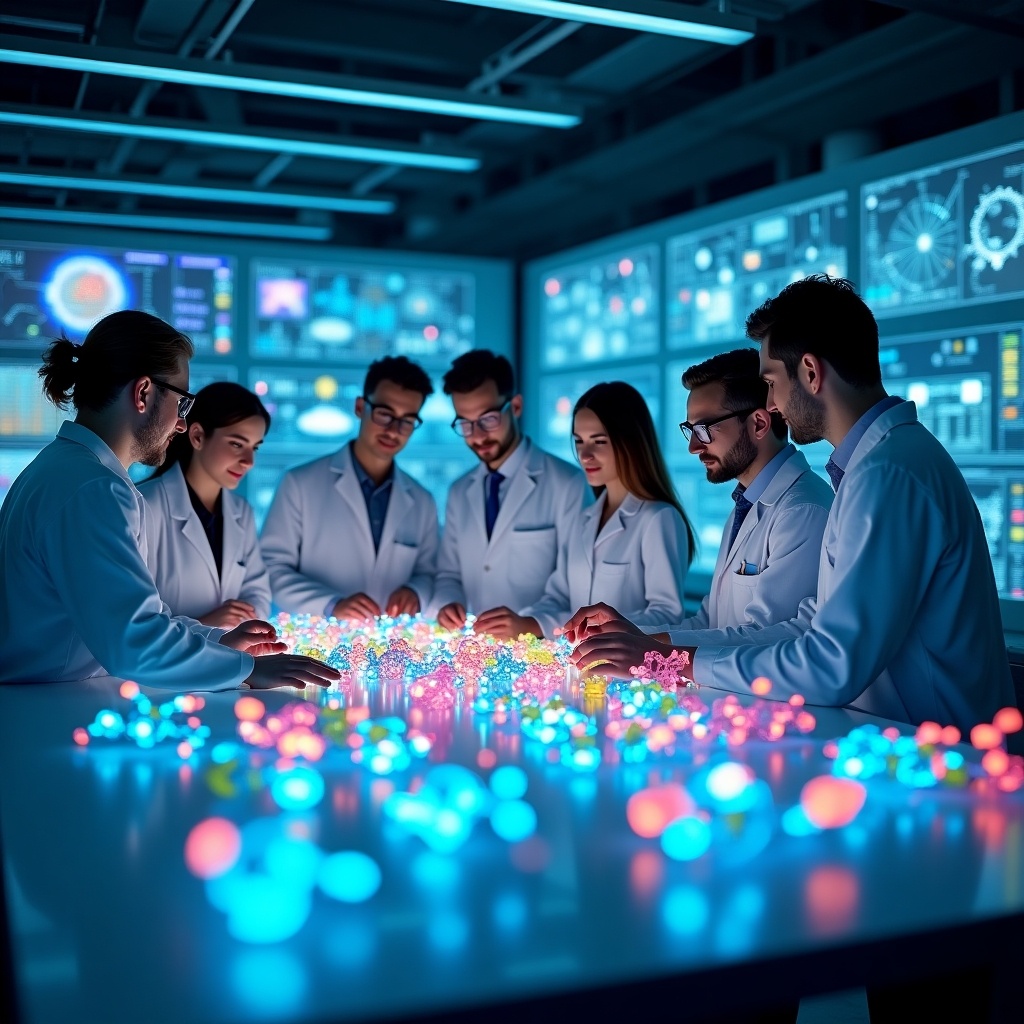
[451, 399, 511, 437]
[679, 408, 758, 445]
[152, 379, 196, 418]
[363, 397, 422, 435]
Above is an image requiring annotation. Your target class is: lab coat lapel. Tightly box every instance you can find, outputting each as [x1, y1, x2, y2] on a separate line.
[468, 463, 490, 549]
[595, 492, 636, 548]
[377, 469, 412, 569]
[580, 498, 602, 572]
[220, 493, 246, 597]
[487, 460, 537, 547]
[331, 446, 374, 550]
[167, 464, 219, 585]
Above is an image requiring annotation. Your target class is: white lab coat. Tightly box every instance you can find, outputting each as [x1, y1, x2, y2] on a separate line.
[139, 462, 272, 621]
[689, 402, 1014, 731]
[0, 422, 252, 689]
[658, 451, 832, 638]
[524, 492, 690, 639]
[431, 439, 590, 616]
[260, 445, 438, 615]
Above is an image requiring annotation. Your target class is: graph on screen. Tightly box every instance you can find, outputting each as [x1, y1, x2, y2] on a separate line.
[862, 140, 1024, 315]
[0, 242, 234, 355]
[538, 245, 659, 369]
[251, 260, 475, 364]
[667, 191, 849, 351]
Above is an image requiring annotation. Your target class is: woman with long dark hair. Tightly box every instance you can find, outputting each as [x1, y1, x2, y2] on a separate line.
[141, 381, 272, 627]
[519, 381, 694, 640]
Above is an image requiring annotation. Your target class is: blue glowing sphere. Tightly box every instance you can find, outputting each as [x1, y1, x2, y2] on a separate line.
[490, 800, 538, 843]
[489, 765, 528, 801]
[318, 851, 382, 903]
[661, 816, 712, 861]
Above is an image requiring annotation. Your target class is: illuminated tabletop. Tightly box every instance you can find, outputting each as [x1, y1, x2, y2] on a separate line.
[1, 660, 1022, 1024]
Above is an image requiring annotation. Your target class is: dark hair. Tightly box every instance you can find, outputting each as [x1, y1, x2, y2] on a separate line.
[682, 348, 787, 441]
[39, 309, 194, 412]
[364, 355, 434, 400]
[152, 382, 271, 479]
[442, 349, 515, 397]
[574, 382, 695, 566]
[745, 274, 881, 389]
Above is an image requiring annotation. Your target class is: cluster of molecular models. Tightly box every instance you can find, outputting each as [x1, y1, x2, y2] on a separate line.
[71, 612, 1024, 945]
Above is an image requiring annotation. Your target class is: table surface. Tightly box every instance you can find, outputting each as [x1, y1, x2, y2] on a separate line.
[1, 672, 1022, 1024]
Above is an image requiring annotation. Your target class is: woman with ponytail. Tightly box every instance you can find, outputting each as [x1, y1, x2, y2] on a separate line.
[517, 381, 695, 640]
[140, 382, 272, 626]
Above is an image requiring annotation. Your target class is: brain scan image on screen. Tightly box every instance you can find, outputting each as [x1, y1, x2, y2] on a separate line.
[251, 261, 475, 364]
[667, 192, 848, 351]
[0, 448, 39, 510]
[862, 140, 1024, 315]
[0, 243, 234, 355]
[536, 364, 661, 461]
[539, 246, 659, 369]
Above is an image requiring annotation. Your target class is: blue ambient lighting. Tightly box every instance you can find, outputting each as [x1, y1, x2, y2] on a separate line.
[490, 799, 538, 842]
[0, 207, 333, 240]
[489, 765, 529, 801]
[661, 816, 712, 861]
[317, 852, 382, 903]
[0, 47, 582, 127]
[270, 766, 325, 811]
[438, 0, 755, 45]
[0, 170, 393, 214]
[0, 109, 481, 172]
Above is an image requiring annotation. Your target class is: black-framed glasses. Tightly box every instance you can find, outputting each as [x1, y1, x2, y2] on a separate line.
[451, 399, 511, 437]
[363, 397, 422, 436]
[152, 379, 196, 418]
[679, 408, 758, 445]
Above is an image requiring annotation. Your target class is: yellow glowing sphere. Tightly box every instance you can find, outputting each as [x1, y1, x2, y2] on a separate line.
[314, 375, 339, 401]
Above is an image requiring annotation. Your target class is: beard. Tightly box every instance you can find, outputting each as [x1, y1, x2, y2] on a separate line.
[703, 428, 758, 484]
[135, 405, 172, 466]
[471, 422, 518, 467]
[782, 383, 827, 445]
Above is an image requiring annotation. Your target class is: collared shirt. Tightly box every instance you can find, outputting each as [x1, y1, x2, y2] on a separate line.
[829, 395, 904, 475]
[185, 479, 224, 577]
[739, 443, 797, 506]
[350, 442, 393, 552]
[484, 435, 529, 510]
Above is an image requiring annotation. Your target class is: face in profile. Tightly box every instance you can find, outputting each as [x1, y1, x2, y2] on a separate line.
[135, 358, 189, 466]
[573, 406, 619, 489]
[759, 347, 827, 446]
[685, 382, 759, 484]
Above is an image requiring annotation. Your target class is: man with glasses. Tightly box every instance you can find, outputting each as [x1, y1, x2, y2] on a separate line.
[432, 350, 589, 638]
[0, 309, 338, 692]
[261, 356, 438, 621]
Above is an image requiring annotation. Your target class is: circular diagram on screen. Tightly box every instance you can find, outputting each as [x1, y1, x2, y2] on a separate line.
[969, 186, 1024, 272]
[44, 255, 129, 333]
[881, 194, 958, 294]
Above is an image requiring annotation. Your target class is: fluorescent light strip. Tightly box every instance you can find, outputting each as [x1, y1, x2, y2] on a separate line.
[0, 206, 332, 240]
[440, 0, 754, 44]
[0, 46, 581, 128]
[0, 170, 394, 214]
[0, 108, 480, 172]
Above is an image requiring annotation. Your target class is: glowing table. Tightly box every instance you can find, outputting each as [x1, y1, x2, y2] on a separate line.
[0, 677, 1021, 1024]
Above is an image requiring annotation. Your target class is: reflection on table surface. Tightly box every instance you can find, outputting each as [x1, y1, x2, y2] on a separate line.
[1, 650, 1022, 1024]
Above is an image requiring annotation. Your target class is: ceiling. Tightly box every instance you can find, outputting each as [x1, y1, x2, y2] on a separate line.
[1, 0, 1023, 260]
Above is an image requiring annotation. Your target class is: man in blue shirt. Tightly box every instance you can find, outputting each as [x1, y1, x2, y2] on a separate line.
[568, 276, 1013, 731]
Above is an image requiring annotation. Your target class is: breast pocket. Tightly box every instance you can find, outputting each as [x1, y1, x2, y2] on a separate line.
[390, 538, 420, 573]
[507, 526, 557, 587]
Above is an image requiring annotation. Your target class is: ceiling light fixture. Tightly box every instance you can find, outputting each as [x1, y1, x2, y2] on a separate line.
[0, 37, 582, 128]
[438, 0, 754, 44]
[0, 106, 481, 172]
[0, 170, 394, 214]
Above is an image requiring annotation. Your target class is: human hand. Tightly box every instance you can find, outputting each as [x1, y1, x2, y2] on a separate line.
[244, 653, 341, 690]
[330, 592, 382, 623]
[569, 632, 693, 680]
[385, 586, 420, 617]
[559, 602, 641, 645]
[220, 619, 288, 657]
[473, 606, 542, 641]
[437, 602, 467, 630]
[200, 599, 258, 629]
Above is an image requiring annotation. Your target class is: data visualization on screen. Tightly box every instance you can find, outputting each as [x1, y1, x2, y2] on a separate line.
[251, 260, 475, 364]
[0, 448, 37, 510]
[863, 140, 1024, 316]
[538, 246, 659, 370]
[0, 362, 72, 439]
[879, 323, 1024, 598]
[667, 192, 848, 350]
[0, 242, 234, 355]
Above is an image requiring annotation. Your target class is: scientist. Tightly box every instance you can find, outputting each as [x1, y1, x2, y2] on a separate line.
[0, 310, 338, 692]
[141, 382, 272, 626]
[261, 356, 438, 620]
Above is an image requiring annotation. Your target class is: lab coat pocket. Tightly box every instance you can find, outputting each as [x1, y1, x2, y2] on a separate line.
[508, 526, 557, 586]
[595, 561, 630, 576]
[391, 538, 419, 573]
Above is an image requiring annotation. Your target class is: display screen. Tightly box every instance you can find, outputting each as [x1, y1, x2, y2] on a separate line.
[667, 192, 849, 350]
[0, 242, 234, 355]
[879, 323, 1024, 599]
[862, 140, 1024, 316]
[0, 362, 72, 439]
[251, 260, 475, 364]
[538, 245, 659, 369]
[0, 447, 39, 510]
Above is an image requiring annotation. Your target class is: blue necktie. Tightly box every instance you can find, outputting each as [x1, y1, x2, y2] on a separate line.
[825, 458, 845, 493]
[728, 486, 753, 551]
[485, 470, 504, 539]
